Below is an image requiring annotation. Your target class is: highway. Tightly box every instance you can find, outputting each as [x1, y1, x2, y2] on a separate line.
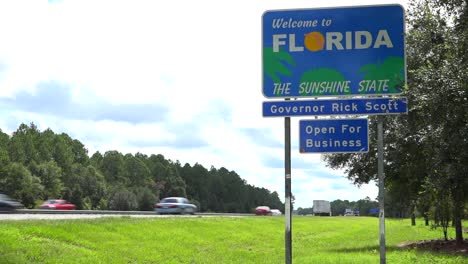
[0, 209, 254, 220]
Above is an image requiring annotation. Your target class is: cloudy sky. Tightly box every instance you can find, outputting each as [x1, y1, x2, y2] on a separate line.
[0, 0, 406, 208]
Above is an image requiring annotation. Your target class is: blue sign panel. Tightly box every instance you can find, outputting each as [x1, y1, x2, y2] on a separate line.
[299, 119, 369, 153]
[263, 97, 407, 117]
[262, 5, 405, 98]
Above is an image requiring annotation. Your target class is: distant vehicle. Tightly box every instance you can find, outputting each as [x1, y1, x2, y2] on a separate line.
[0, 194, 24, 213]
[255, 206, 272, 216]
[154, 197, 197, 214]
[344, 209, 354, 216]
[344, 208, 360, 216]
[313, 200, 331, 216]
[40, 200, 76, 210]
[271, 209, 282, 216]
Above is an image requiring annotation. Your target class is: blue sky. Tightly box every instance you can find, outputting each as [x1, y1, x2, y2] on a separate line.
[0, 0, 406, 208]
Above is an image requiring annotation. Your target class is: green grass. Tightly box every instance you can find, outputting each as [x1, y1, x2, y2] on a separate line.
[0, 216, 465, 263]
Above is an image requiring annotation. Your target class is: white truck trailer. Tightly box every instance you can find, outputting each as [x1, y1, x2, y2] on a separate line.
[313, 200, 331, 216]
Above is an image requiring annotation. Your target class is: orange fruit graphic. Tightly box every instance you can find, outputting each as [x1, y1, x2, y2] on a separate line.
[304, 32, 325, 52]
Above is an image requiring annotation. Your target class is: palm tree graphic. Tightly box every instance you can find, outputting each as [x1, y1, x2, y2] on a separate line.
[263, 48, 295, 96]
[358, 56, 405, 94]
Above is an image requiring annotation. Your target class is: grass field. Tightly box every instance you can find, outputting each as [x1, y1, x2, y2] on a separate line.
[0, 216, 465, 263]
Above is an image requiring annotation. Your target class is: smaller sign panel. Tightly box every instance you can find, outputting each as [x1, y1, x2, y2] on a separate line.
[263, 97, 407, 117]
[299, 119, 368, 153]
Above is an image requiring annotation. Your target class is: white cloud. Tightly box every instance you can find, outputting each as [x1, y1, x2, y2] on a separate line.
[0, 0, 404, 208]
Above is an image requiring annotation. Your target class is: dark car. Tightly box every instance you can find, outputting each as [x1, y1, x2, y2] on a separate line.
[40, 199, 76, 210]
[0, 194, 24, 213]
[154, 197, 197, 214]
[255, 206, 272, 216]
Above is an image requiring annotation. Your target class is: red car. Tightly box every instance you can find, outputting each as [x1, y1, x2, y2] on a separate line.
[255, 206, 272, 216]
[40, 199, 76, 210]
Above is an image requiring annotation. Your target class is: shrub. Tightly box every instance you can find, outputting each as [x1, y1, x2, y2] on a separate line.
[109, 190, 138, 211]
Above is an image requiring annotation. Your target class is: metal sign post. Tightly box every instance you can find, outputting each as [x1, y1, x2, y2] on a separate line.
[377, 115, 386, 264]
[284, 100, 292, 264]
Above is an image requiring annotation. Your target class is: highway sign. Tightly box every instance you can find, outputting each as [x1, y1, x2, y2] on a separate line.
[299, 119, 369, 153]
[262, 5, 405, 98]
[263, 97, 407, 117]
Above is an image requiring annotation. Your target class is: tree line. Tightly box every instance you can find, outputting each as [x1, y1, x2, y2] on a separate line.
[0, 123, 284, 213]
[296, 197, 379, 216]
[323, 0, 467, 244]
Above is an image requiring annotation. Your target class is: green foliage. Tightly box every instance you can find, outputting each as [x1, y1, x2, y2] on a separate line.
[81, 197, 93, 210]
[62, 164, 107, 210]
[323, 0, 467, 243]
[100, 151, 126, 185]
[134, 187, 157, 211]
[66, 184, 84, 210]
[52, 134, 75, 174]
[124, 154, 151, 187]
[299, 198, 379, 216]
[89, 151, 103, 168]
[36, 128, 55, 163]
[29, 161, 63, 200]
[158, 165, 187, 198]
[0, 217, 465, 263]
[8, 123, 40, 165]
[0, 162, 43, 208]
[353, 196, 379, 216]
[330, 199, 351, 216]
[0, 129, 10, 166]
[0, 123, 283, 213]
[296, 207, 314, 215]
[108, 189, 138, 211]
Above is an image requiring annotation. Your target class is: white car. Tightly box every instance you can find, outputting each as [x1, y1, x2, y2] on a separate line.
[271, 209, 282, 216]
[154, 197, 197, 214]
